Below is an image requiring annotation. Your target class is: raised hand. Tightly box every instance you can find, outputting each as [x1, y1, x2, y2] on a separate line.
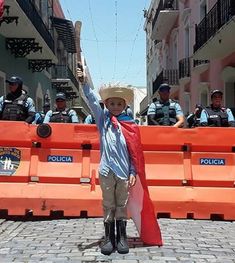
[77, 68, 85, 83]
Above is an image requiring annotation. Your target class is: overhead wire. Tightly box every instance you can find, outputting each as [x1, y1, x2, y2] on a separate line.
[63, 0, 72, 20]
[80, 38, 145, 42]
[135, 0, 149, 77]
[121, 0, 149, 83]
[88, 0, 103, 83]
[134, 0, 150, 83]
[112, 0, 118, 81]
[62, 0, 149, 87]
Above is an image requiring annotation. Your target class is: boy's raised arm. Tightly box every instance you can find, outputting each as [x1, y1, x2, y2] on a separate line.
[77, 68, 103, 125]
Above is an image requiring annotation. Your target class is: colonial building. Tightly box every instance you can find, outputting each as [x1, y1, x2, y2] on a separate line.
[141, 0, 235, 117]
[0, 0, 89, 120]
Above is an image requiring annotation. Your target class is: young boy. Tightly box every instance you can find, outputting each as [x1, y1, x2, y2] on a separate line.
[78, 69, 162, 255]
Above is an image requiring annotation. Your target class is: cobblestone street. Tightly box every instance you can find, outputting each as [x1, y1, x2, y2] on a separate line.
[0, 218, 235, 263]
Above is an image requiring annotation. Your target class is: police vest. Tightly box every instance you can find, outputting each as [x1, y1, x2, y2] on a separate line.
[205, 107, 228, 127]
[2, 94, 28, 121]
[193, 117, 201, 127]
[154, 100, 177, 126]
[49, 108, 72, 123]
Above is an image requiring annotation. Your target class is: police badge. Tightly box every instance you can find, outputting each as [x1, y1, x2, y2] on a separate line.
[0, 148, 21, 176]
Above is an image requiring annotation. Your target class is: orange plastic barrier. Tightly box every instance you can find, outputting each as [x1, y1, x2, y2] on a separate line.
[0, 122, 235, 219]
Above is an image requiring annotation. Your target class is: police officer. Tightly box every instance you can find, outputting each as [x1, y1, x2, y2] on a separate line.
[147, 83, 184, 127]
[187, 104, 203, 128]
[125, 105, 134, 119]
[200, 90, 235, 127]
[84, 113, 96, 124]
[33, 102, 50, 124]
[84, 102, 104, 124]
[43, 92, 79, 123]
[0, 76, 35, 123]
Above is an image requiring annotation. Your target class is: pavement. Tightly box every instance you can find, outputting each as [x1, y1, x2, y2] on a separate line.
[0, 217, 235, 263]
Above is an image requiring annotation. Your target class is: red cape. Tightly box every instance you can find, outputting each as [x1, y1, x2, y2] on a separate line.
[120, 120, 163, 246]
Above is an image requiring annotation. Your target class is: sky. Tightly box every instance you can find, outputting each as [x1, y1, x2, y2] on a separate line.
[59, 0, 151, 89]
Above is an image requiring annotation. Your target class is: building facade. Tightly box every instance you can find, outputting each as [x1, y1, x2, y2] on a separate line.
[142, 0, 235, 116]
[131, 86, 147, 124]
[0, 0, 56, 110]
[0, 0, 89, 120]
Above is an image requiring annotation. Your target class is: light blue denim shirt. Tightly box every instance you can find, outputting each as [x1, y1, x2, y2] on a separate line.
[83, 83, 136, 179]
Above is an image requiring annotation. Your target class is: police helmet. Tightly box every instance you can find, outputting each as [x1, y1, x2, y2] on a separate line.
[6, 76, 23, 88]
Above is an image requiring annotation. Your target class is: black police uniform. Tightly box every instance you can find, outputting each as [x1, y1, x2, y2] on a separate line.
[201, 106, 233, 127]
[0, 76, 35, 123]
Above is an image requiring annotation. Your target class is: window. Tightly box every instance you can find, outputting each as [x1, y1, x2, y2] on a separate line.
[40, 0, 49, 26]
[184, 92, 190, 116]
[170, 29, 178, 69]
[200, 90, 208, 107]
[200, 0, 207, 21]
[0, 76, 5, 96]
[225, 82, 235, 108]
[183, 13, 190, 58]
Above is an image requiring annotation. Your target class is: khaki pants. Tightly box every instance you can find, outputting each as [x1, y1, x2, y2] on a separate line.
[99, 170, 129, 222]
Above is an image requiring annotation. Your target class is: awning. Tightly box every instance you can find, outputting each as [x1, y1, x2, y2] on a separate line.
[52, 16, 76, 53]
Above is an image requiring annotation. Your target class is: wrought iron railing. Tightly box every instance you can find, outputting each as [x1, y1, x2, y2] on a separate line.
[179, 58, 191, 79]
[52, 65, 79, 89]
[16, 0, 54, 53]
[163, 69, 179, 86]
[194, 0, 235, 52]
[152, 68, 179, 94]
[193, 60, 209, 67]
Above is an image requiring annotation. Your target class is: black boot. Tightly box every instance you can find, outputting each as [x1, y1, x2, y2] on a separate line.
[101, 221, 115, 255]
[116, 220, 129, 254]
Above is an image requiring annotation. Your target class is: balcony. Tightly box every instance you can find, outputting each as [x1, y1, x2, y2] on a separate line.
[52, 65, 79, 88]
[192, 60, 209, 74]
[0, 0, 57, 62]
[52, 17, 76, 54]
[163, 69, 179, 86]
[52, 65, 79, 99]
[151, 0, 179, 40]
[152, 68, 179, 96]
[179, 58, 191, 85]
[194, 0, 235, 59]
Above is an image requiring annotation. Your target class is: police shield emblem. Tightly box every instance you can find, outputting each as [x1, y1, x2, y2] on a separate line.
[0, 148, 21, 176]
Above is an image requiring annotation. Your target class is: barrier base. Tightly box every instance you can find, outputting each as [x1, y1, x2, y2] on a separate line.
[0, 184, 235, 220]
[150, 186, 235, 220]
[0, 183, 103, 217]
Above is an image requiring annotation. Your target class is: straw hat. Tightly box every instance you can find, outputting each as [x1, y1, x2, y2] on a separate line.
[99, 83, 134, 104]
